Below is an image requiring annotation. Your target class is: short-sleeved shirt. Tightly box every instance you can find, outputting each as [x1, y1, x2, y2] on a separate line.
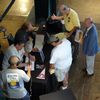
[50, 38, 72, 70]
[64, 9, 80, 32]
[1, 69, 30, 99]
[2, 45, 25, 70]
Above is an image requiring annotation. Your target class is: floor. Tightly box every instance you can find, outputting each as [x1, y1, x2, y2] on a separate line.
[0, 1, 100, 100]
[69, 34, 100, 100]
[0, 0, 33, 50]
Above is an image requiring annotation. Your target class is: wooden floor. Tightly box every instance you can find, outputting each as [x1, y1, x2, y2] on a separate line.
[69, 34, 100, 100]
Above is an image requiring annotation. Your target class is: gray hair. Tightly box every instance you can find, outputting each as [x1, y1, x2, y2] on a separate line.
[60, 4, 69, 12]
[85, 17, 93, 23]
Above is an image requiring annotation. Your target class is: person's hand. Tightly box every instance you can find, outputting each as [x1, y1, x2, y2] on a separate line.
[29, 54, 35, 61]
[79, 38, 83, 45]
[27, 64, 31, 71]
[32, 48, 39, 52]
[49, 68, 55, 75]
[65, 32, 71, 38]
[26, 61, 32, 66]
[51, 14, 57, 20]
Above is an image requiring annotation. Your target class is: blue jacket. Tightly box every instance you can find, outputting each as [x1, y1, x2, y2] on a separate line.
[83, 24, 100, 56]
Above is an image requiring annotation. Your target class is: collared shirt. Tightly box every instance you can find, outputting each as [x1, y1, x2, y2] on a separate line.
[84, 24, 93, 38]
[64, 9, 80, 32]
[2, 45, 25, 70]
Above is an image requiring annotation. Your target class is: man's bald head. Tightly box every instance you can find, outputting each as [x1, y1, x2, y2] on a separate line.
[9, 56, 20, 67]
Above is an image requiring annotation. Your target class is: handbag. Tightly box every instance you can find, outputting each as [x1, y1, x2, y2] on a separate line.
[74, 29, 83, 43]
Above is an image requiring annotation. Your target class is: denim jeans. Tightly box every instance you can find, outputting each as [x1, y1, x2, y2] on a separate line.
[7, 93, 30, 100]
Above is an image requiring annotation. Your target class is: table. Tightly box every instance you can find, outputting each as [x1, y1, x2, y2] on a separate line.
[31, 67, 51, 100]
[40, 89, 76, 100]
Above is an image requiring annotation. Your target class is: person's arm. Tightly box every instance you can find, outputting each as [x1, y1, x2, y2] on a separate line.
[21, 65, 31, 82]
[0, 72, 8, 97]
[49, 64, 55, 75]
[68, 27, 79, 36]
[29, 54, 35, 61]
[50, 64, 55, 69]
[79, 33, 84, 44]
[18, 63, 28, 68]
[51, 14, 64, 20]
[26, 64, 31, 78]
[24, 52, 35, 61]
[0, 75, 3, 89]
[49, 51, 57, 75]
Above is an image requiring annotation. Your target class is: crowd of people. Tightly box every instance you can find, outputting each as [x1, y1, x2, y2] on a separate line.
[0, 4, 100, 100]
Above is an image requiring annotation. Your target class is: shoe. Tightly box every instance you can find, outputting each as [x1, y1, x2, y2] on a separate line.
[82, 68, 94, 77]
[87, 74, 94, 77]
[61, 86, 68, 90]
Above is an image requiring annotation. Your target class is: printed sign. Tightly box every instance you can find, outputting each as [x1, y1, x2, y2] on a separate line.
[6, 73, 20, 89]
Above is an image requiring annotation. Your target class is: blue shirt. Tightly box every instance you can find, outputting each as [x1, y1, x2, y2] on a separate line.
[83, 24, 100, 56]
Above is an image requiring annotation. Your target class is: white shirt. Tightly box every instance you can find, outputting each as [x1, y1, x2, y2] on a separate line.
[50, 38, 72, 70]
[84, 24, 93, 38]
[2, 45, 25, 70]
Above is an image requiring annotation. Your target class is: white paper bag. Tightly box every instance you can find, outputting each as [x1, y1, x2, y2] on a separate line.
[25, 57, 35, 71]
[75, 30, 83, 43]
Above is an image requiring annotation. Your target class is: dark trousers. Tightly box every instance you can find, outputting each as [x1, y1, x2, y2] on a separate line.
[68, 35, 79, 60]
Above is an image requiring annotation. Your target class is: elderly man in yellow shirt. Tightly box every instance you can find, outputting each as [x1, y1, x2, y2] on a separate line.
[52, 4, 81, 62]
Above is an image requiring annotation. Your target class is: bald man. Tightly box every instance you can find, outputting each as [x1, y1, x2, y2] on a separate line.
[83, 17, 100, 76]
[1, 56, 31, 100]
[52, 4, 81, 62]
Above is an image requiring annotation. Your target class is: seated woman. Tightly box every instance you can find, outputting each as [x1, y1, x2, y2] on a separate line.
[24, 37, 35, 71]
[15, 22, 36, 48]
[23, 35, 44, 70]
